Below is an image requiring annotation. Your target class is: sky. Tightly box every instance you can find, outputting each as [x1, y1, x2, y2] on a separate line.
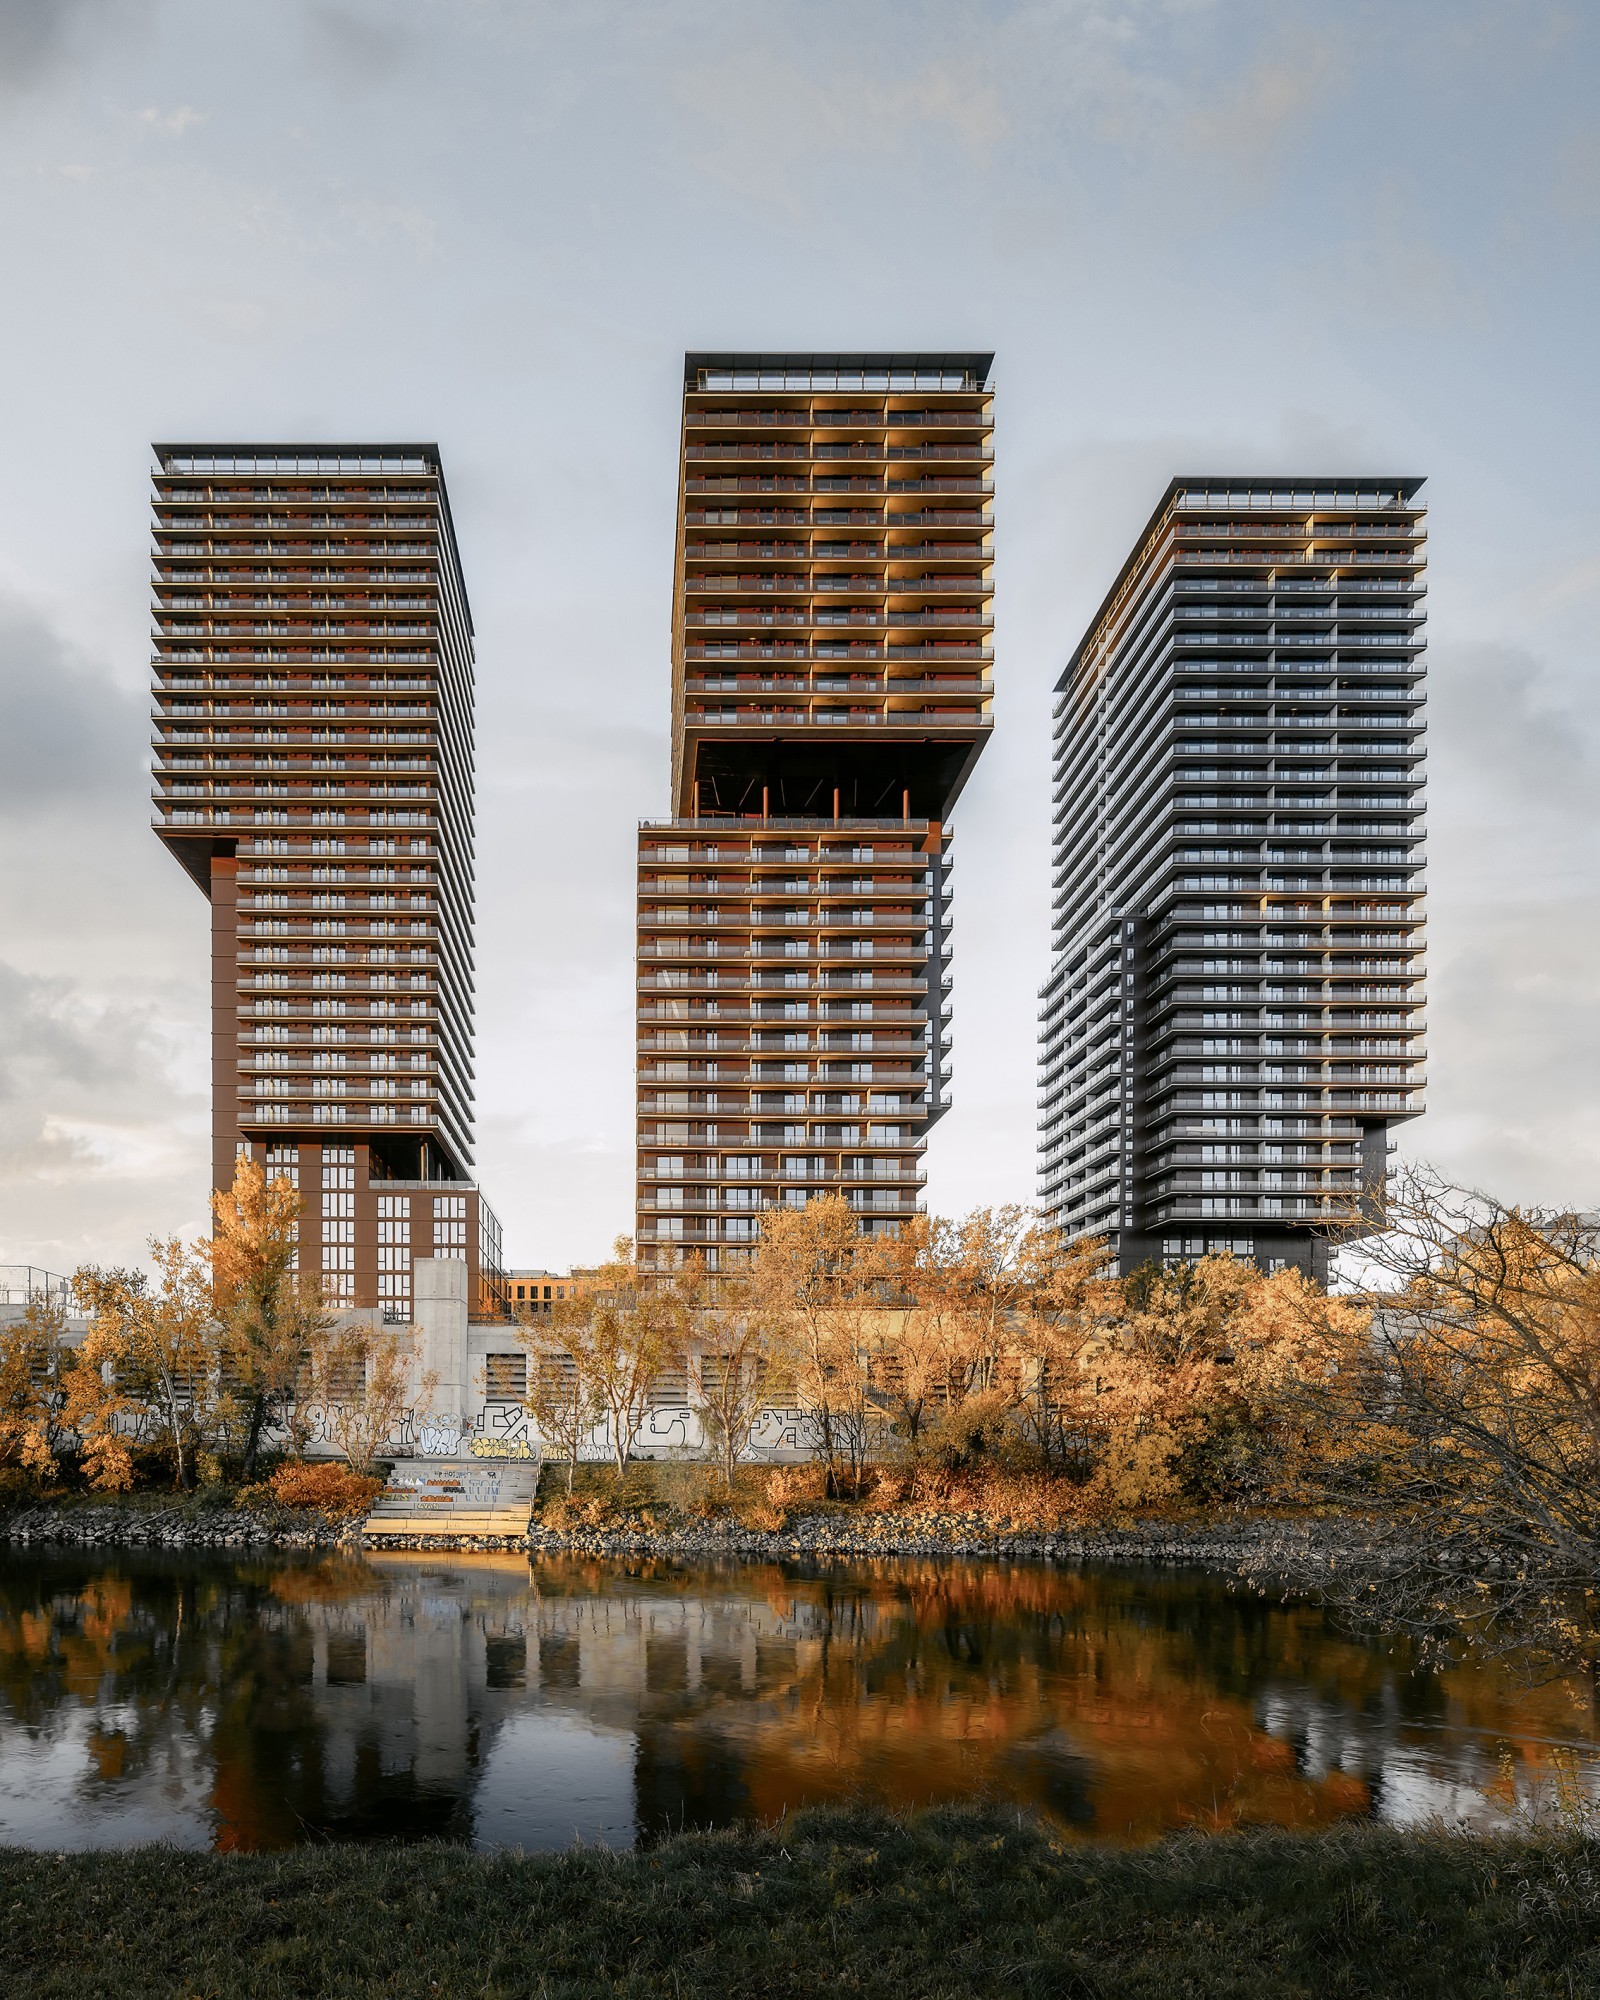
[1, 0, 1598, 1275]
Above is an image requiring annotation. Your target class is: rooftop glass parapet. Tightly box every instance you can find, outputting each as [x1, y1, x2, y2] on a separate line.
[686, 352, 994, 393]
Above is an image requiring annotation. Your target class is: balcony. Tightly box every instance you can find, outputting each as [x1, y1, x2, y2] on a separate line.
[686, 676, 991, 698]
[687, 708, 989, 730]
[686, 641, 991, 663]
[687, 408, 990, 430]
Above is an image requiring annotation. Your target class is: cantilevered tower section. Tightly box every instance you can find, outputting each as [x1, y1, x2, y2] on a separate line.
[636, 352, 996, 1270]
[150, 443, 502, 1317]
[1037, 477, 1427, 1280]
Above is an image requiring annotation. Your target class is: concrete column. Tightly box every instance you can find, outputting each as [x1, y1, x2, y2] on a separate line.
[414, 1257, 469, 1449]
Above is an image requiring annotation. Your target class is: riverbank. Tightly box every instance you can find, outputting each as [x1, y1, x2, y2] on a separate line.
[0, 1490, 360, 1551]
[1, 1803, 1591, 1999]
[0, 1486, 1377, 1571]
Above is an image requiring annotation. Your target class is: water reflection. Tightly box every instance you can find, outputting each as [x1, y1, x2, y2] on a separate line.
[0, 1550, 1594, 1852]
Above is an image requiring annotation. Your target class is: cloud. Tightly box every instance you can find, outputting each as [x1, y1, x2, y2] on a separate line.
[670, 44, 1008, 214]
[1181, 22, 1349, 167]
[1425, 638, 1593, 818]
[0, 952, 200, 1200]
[1417, 896, 1600, 1208]
[301, 0, 408, 85]
[0, 595, 208, 1267]
[0, 0, 148, 94]
[138, 104, 207, 138]
[0, 599, 144, 812]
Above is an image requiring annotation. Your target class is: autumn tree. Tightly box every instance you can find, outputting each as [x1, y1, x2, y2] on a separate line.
[205, 1156, 329, 1479]
[545, 1239, 686, 1481]
[71, 1241, 220, 1491]
[299, 1318, 431, 1475]
[0, 1289, 76, 1480]
[871, 1214, 972, 1475]
[749, 1194, 881, 1493]
[1053, 1252, 1362, 1518]
[1282, 1168, 1600, 1665]
[687, 1257, 790, 1492]
[1008, 1225, 1114, 1475]
[512, 1312, 602, 1494]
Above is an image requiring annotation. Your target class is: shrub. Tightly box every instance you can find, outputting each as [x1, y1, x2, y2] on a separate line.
[267, 1461, 385, 1516]
[539, 1493, 627, 1533]
[765, 1462, 828, 1509]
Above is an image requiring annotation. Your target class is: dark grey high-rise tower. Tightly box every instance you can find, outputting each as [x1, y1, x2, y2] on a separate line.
[1037, 478, 1427, 1279]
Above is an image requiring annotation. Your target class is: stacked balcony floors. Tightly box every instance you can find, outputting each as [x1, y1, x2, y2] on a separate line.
[149, 444, 497, 1312]
[636, 818, 950, 1264]
[1037, 479, 1427, 1274]
[641, 355, 994, 1270]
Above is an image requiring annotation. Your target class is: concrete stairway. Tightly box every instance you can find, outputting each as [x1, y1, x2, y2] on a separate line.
[362, 1455, 542, 1540]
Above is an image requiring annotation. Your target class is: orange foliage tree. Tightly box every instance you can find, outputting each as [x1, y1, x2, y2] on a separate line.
[71, 1240, 221, 1492]
[0, 1290, 76, 1480]
[205, 1156, 329, 1479]
[747, 1194, 882, 1493]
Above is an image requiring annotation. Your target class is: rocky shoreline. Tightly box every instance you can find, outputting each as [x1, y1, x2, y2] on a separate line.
[0, 1499, 1376, 1571]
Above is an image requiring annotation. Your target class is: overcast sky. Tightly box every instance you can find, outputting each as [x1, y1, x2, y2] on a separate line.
[1, 0, 1598, 1274]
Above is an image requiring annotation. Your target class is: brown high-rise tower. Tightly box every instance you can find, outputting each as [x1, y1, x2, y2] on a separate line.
[635, 353, 995, 1272]
[150, 443, 502, 1317]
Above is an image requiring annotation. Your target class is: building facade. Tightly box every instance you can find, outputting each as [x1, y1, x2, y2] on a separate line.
[1037, 477, 1427, 1278]
[149, 442, 503, 1317]
[504, 1270, 580, 1314]
[636, 352, 995, 1270]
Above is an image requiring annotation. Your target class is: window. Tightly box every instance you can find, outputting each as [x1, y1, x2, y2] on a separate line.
[433, 1194, 468, 1254]
[484, 1353, 527, 1401]
[377, 1195, 411, 1316]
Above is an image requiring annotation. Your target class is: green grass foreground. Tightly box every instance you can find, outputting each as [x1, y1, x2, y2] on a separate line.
[2, 1807, 1598, 1999]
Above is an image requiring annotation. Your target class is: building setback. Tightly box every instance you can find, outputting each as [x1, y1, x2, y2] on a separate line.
[635, 352, 995, 1272]
[149, 442, 503, 1318]
[1037, 477, 1427, 1279]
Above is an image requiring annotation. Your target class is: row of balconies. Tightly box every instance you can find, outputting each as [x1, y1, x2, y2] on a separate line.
[157, 675, 436, 693]
[642, 1099, 930, 1123]
[640, 934, 944, 956]
[641, 873, 929, 892]
[641, 1001, 925, 1020]
[687, 709, 987, 732]
[1171, 549, 1420, 569]
[159, 734, 436, 755]
[642, 1040, 926, 1062]
[686, 407, 989, 429]
[241, 893, 433, 913]
[640, 973, 931, 995]
[1172, 520, 1420, 540]
[245, 1106, 438, 1129]
[157, 526, 436, 547]
[686, 574, 989, 593]
[682, 507, 992, 528]
[683, 540, 990, 562]
[247, 1055, 436, 1079]
[641, 1192, 923, 1218]
[685, 676, 991, 698]
[687, 476, 993, 498]
[685, 608, 991, 629]
[686, 641, 992, 661]
[684, 442, 993, 464]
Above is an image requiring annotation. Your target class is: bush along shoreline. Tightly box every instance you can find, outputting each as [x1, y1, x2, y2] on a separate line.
[2, 1803, 1598, 2000]
[0, 1472, 1388, 1574]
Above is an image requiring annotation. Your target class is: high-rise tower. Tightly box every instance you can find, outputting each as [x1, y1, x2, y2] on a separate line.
[1037, 477, 1427, 1279]
[150, 443, 502, 1317]
[635, 352, 996, 1270]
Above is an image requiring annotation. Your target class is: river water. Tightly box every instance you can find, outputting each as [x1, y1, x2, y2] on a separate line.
[0, 1548, 1595, 1852]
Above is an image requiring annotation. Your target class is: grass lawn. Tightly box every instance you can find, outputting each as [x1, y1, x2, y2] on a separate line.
[1, 1804, 1596, 1998]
